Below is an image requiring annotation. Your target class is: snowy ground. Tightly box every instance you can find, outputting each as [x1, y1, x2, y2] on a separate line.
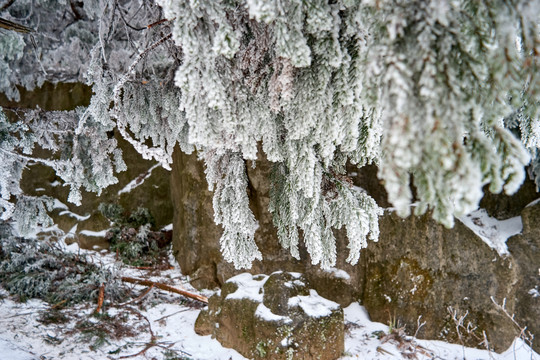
[0, 244, 539, 360]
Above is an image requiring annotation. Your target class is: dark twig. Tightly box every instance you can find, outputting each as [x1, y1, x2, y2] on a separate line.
[116, 305, 192, 359]
[121, 276, 208, 304]
[0, 0, 16, 11]
[155, 309, 190, 322]
[118, 284, 154, 307]
[117, 4, 145, 31]
[146, 17, 175, 29]
[0, 17, 34, 33]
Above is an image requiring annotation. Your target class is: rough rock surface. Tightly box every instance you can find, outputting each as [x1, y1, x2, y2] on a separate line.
[195, 272, 344, 360]
[362, 211, 519, 350]
[506, 203, 540, 350]
[170, 149, 306, 289]
[0, 82, 173, 248]
[170, 148, 540, 353]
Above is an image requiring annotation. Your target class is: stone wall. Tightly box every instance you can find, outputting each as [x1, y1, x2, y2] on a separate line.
[170, 148, 305, 289]
[1, 83, 173, 248]
[170, 148, 540, 353]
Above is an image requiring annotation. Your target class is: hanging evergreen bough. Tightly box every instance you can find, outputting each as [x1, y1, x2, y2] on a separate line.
[1, 0, 539, 269]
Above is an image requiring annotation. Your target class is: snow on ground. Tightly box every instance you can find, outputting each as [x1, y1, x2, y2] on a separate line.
[0, 291, 244, 360]
[341, 303, 539, 360]
[2, 290, 538, 360]
[458, 208, 523, 256]
[0, 242, 244, 360]
[0, 242, 539, 360]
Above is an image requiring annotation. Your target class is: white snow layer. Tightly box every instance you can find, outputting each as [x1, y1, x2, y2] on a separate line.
[255, 303, 292, 323]
[58, 210, 91, 221]
[323, 267, 351, 280]
[118, 163, 160, 195]
[0, 338, 35, 360]
[288, 289, 340, 318]
[526, 197, 540, 208]
[161, 223, 173, 231]
[225, 273, 268, 302]
[1, 285, 539, 359]
[52, 199, 69, 210]
[78, 229, 108, 237]
[341, 303, 540, 360]
[458, 208, 522, 256]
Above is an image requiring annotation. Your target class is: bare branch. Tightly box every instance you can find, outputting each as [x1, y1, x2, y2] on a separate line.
[0, 17, 34, 33]
[121, 276, 208, 304]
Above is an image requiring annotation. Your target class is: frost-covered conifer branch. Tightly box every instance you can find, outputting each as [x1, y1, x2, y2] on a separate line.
[2, 0, 540, 269]
[203, 149, 262, 269]
[360, 0, 538, 226]
[110, 32, 176, 168]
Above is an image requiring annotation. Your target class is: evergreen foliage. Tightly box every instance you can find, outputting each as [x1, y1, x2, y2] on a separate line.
[99, 203, 171, 267]
[0, 235, 127, 304]
[1, 0, 539, 269]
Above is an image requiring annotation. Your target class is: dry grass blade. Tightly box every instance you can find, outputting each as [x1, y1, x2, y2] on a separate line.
[51, 299, 68, 310]
[376, 346, 395, 356]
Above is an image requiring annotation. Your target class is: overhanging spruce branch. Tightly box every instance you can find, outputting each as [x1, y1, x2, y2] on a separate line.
[112, 32, 173, 103]
[108, 32, 174, 168]
[0, 147, 59, 168]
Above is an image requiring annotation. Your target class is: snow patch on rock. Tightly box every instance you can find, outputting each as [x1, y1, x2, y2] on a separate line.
[118, 164, 160, 195]
[288, 289, 340, 318]
[255, 303, 292, 323]
[225, 273, 268, 302]
[458, 208, 522, 256]
[324, 267, 351, 280]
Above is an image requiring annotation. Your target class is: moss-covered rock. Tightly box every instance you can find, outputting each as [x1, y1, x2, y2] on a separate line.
[195, 272, 344, 360]
[173, 151, 540, 353]
[361, 210, 520, 351]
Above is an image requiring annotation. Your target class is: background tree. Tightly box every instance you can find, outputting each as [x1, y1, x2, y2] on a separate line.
[1, 0, 539, 269]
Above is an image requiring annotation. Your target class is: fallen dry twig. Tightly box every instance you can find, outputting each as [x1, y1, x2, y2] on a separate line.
[121, 277, 208, 304]
[51, 299, 68, 310]
[95, 283, 105, 314]
[118, 284, 154, 307]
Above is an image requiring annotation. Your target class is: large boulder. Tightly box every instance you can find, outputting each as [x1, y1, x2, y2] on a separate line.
[361, 211, 520, 350]
[195, 272, 344, 360]
[170, 147, 540, 353]
[170, 149, 306, 289]
[507, 202, 540, 350]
